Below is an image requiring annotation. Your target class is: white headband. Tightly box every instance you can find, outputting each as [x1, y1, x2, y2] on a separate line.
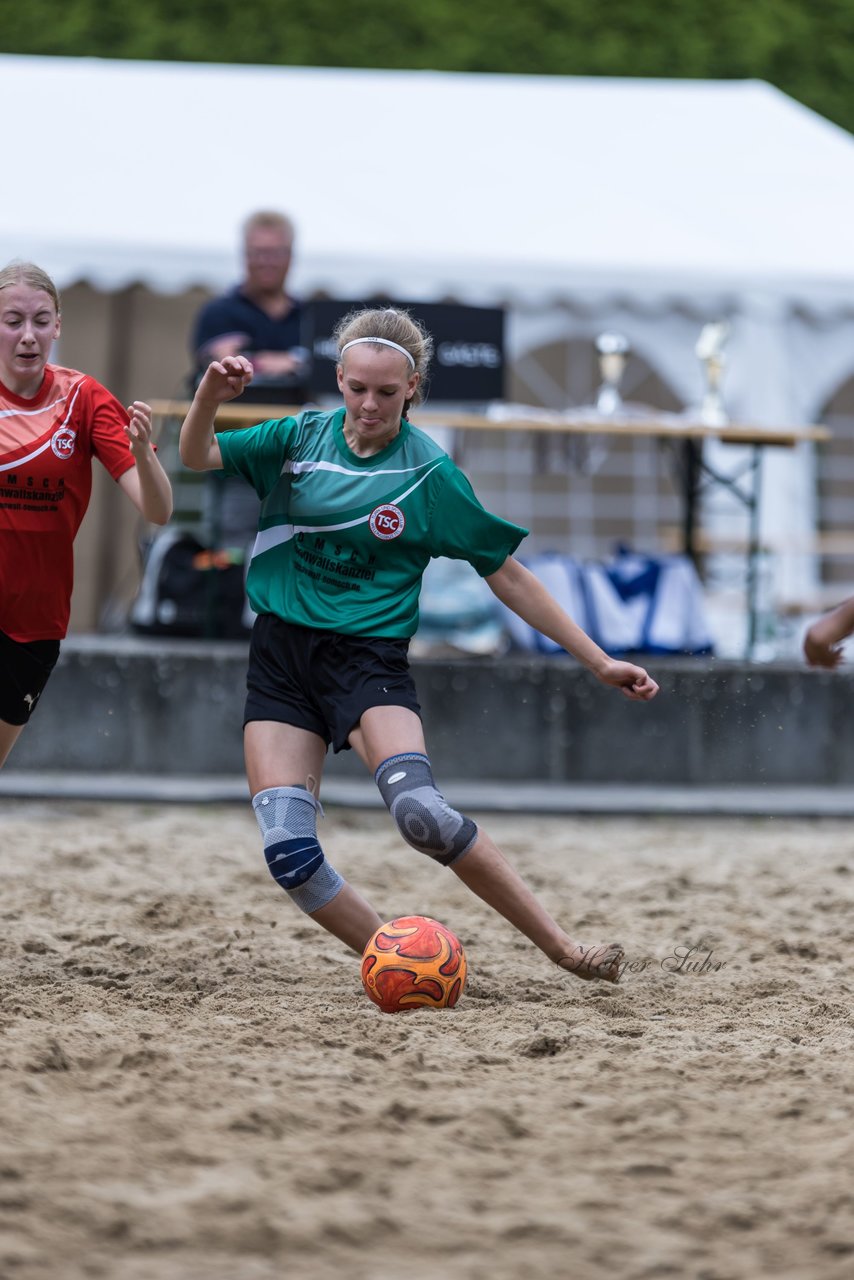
[340, 336, 416, 369]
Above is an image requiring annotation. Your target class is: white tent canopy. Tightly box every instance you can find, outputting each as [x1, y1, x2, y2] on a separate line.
[3, 54, 854, 599]
[2, 55, 854, 417]
[2, 56, 852, 302]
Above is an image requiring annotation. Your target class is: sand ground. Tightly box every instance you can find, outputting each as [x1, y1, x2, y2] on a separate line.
[0, 799, 852, 1280]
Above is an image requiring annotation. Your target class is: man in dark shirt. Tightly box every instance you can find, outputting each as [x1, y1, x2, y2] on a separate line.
[189, 211, 311, 579]
[191, 209, 309, 401]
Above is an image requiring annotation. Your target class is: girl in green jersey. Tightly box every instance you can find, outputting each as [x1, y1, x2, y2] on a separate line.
[180, 308, 659, 985]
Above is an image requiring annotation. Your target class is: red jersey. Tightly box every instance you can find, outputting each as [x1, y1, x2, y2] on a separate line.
[0, 364, 136, 641]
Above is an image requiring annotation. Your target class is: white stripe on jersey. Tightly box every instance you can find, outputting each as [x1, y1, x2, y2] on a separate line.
[251, 458, 446, 561]
[0, 393, 72, 420]
[0, 438, 52, 473]
[0, 378, 86, 471]
[282, 457, 440, 479]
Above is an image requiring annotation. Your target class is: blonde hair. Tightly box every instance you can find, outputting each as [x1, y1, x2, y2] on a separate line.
[335, 307, 433, 411]
[242, 209, 295, 244]
[0, 261, 61, 313]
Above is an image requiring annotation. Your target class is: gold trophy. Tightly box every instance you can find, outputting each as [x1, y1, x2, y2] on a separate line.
[594, 332, 630, 416]
[695, 321, 730, 426]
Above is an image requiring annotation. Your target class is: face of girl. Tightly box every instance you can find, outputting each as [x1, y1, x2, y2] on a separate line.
[336, 345, 419, 456]
[0, 283, 61, 398]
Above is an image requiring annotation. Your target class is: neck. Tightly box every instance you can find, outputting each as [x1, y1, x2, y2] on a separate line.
[343, 419, 401, 458]
[243, 285, 290, 319]
[1, 367, 47, 400]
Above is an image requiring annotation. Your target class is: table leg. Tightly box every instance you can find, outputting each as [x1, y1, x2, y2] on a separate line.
[744, 446, 762, 659]
[681, 438, 702, 566]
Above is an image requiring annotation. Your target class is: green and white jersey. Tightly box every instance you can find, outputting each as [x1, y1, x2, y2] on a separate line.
[217, 407, 527, 637]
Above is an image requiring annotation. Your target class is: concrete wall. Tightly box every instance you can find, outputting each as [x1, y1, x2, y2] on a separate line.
[6, 637, 851, 788]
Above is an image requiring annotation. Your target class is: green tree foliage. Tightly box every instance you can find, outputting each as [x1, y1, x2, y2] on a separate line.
[2, 0, 853, 134]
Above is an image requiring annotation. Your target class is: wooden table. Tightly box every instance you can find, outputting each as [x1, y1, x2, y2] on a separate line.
[151, 400, 830, 656]
[151, 398, 829, 448]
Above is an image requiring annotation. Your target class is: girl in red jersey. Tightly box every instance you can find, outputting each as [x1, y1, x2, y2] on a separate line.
[0, 262, 173, 767]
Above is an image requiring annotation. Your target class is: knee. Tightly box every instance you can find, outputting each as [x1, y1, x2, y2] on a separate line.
[375, 753, 478, 867]
[252, 786, 343, 913]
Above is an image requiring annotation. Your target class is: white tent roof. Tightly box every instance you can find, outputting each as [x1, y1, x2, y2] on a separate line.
[3, 54, 854, 312]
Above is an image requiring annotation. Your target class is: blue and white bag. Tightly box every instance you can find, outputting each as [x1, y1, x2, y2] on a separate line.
[500, 548, 713, 656]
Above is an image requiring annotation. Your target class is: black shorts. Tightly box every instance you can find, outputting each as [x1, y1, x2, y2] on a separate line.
[245, 614, 421, 753]
[0, 629, 61, 726]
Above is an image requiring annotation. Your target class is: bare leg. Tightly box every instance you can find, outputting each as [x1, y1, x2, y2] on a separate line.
[244, 720, 382, 953]
[311, 885, 382, 955]
[350, 707, 623, 984]
[0, 720, 24, 771]
[451, 833, 623, 982]
[244, 720, 330, 798]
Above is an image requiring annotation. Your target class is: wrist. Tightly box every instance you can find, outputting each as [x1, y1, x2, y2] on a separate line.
[585, 650, 611, 679]
[192, 395, 221, 412]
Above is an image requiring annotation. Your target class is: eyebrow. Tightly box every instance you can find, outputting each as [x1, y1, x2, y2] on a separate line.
[346, 376, 401, 389]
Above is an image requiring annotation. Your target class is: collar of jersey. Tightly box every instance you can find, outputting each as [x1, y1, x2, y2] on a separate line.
[332, 407, 411, 467]
[0, 364, 55, 408]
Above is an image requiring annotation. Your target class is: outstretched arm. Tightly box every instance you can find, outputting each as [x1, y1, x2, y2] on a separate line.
[803, 595, 854, 668]
[486, 556, 659, 701]
[117, 402, 173, 525]
[180, 356, 254, 472]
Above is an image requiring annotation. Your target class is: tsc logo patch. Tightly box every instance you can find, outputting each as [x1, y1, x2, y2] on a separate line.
[51, 427, 77, 460]
[369, 503, 405, 540]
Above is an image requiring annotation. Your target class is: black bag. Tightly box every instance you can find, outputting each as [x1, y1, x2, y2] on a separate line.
[130, 529, 252, 639]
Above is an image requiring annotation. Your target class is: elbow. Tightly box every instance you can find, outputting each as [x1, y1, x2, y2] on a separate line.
[149, 499, 173, 527]
[179, 443, 204, 472]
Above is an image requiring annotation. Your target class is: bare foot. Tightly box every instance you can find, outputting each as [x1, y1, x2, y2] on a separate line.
[558, 941, 624, 984]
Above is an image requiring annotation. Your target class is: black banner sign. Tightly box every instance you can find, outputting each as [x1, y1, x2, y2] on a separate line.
[303, 299, 505, 403]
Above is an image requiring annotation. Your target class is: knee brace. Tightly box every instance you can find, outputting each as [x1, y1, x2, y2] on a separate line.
[252, 786, 343, 914]
[375, 753, 477, 867]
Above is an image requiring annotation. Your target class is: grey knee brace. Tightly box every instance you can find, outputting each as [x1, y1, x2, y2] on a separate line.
[375, 753, 477, 867]
[252, 786, 343, 914]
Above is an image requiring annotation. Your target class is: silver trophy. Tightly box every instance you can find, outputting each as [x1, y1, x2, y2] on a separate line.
[695, 321, 730, 426]
[594, 332, 630, 416]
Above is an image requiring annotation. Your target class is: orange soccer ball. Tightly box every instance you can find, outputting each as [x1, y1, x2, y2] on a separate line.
[361, 915, 467, 1014]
